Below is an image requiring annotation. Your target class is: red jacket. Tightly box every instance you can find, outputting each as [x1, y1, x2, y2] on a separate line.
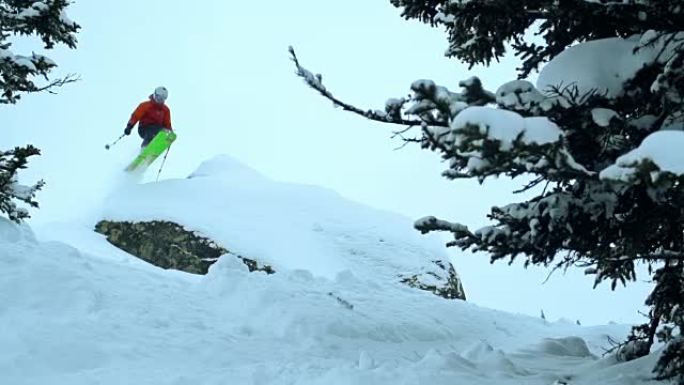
[128, 96, 172, 129]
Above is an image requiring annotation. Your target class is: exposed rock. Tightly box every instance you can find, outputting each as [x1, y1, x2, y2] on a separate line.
[95, 218, 464, 301]
[94, 220, 274, 275]
[399, 260, 466, 300]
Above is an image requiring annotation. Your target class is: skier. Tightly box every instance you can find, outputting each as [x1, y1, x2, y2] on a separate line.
[124, 86, 173, 147]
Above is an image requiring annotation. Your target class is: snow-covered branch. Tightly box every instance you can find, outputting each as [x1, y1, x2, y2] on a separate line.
[0, 0, 80, 103]
[600, 131, 684, 186]
[289, 46, 431, 128]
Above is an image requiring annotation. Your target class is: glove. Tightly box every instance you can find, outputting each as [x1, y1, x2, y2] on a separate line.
[124, 125, 132, 136]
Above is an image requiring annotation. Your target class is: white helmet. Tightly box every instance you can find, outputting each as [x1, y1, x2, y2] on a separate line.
[153, 86, 168, 103]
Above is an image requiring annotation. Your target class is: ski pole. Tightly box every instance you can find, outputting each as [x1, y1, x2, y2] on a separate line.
[105, 134, 126, 150]
[155, 145, 172, 182]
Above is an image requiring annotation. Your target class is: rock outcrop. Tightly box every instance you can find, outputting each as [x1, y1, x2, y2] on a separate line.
[95, 220, 274, 275]
[399, 260, 466, 300]
[95, 155, 466, 301]
[95, 219, 465, 300]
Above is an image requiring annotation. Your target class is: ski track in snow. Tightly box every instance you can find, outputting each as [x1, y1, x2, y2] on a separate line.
[0, 155, 662, 385]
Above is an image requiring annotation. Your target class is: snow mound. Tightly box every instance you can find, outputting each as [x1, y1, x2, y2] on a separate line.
[97, 154, 458, 293]
[187, 154, 268, 183]
[535, 337, 594, 357]
[591, 108, 619, 127]
[537, 36, 674, 98]
[600, 130, 684, 182]
[451, 107, 562, 150]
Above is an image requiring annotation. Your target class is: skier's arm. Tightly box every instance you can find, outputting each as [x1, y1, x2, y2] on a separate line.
[127, 102, 149, 127]
[163, 107, 172, 130]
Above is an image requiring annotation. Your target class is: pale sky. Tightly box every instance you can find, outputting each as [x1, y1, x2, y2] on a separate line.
[3, 0, 653, 325]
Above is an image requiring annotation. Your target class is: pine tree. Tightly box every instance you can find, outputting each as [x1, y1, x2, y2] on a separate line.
[1, 0, 80, 222]
[292, 0, 684, 382]
[0, 145, 44, 222]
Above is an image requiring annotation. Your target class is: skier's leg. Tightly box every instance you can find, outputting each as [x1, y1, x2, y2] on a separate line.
[139, 125, 162, 148]
[137, 125, 165, 148]
[149, 125, 163, 137]
[138, 126, 150, 147]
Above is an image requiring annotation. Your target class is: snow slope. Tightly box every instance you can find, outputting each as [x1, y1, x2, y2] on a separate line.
[0, 155, 663, 385]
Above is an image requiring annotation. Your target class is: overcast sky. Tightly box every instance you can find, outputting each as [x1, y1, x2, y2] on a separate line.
[3, 0, 653, 325]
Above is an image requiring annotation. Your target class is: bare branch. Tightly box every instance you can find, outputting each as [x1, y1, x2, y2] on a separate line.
[0, 73, 81, 104]
[37, 73, 80, 94]
[513, 176, 545, 194]
[391, 125, 415, 138]
[289, 46, 447, 128]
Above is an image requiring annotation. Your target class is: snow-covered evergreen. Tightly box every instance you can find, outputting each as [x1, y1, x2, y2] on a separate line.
[0, 145, 43, 222]
[0, 0, 79, 223]
[294, 1, 684, 382]
[0, 0, 80, 104]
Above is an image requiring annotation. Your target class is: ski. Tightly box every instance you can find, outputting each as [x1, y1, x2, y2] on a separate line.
[125, 129, 177, 172]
